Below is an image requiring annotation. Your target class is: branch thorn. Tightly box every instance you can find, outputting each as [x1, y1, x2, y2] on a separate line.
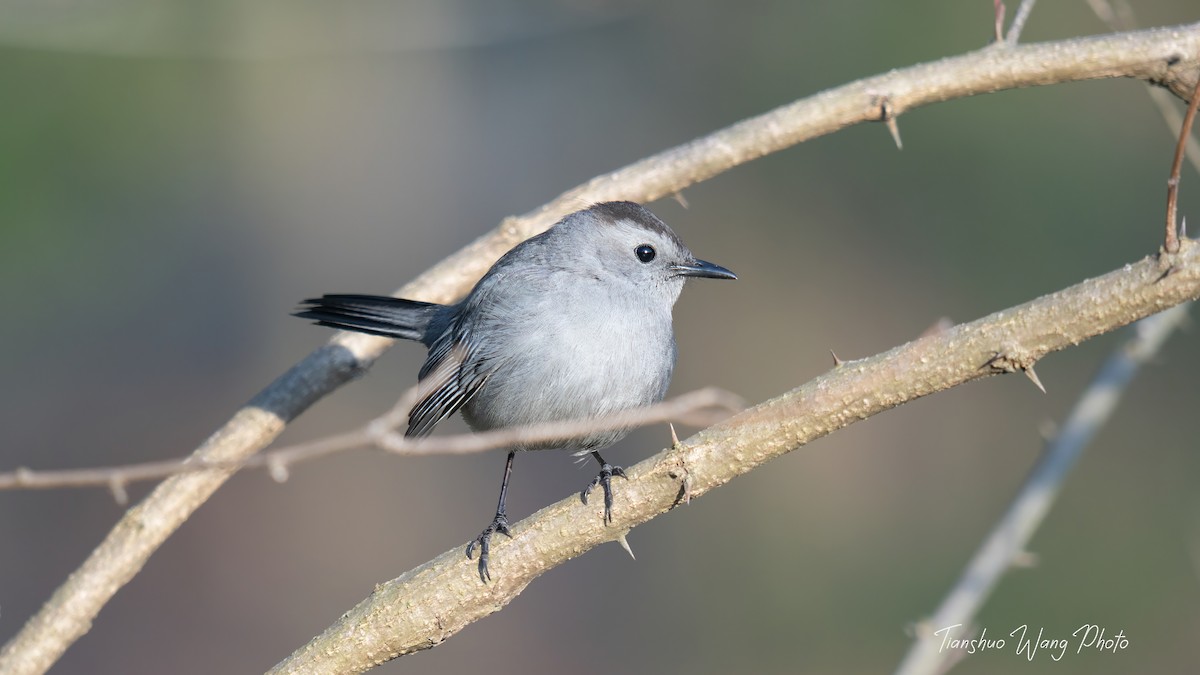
[1023, 365, 1047, 394]
[830, 349, 844, 367]
[885, 114, 903, 150]
[616, 532, 636, 560]
[874, 96, 903, 150]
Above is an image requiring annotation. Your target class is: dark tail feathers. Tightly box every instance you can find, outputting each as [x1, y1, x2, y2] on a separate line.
[294, 294, 442, 342]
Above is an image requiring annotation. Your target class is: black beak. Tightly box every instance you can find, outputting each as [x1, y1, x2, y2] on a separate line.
[671, 259, 737, 280]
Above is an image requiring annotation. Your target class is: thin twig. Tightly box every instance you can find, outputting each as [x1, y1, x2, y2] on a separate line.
[893, 303, 1191, 675]
[0, 389, 743, 496]
[1005, 0, 1038, 46]
[374, 387, 742, 455]
[4, 22, 1200, 675]
[271, 242, 1200, 674]
[1149, 90, 1200, 177]
[1165, 68, 1200, 254]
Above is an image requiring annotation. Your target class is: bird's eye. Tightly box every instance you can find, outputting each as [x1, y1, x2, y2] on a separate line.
[635, 244, 656, 263]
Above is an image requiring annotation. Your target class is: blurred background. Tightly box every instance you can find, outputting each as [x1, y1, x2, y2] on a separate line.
[1, 1, 1198, 673]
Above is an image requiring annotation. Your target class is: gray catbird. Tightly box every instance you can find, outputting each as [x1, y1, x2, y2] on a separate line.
[296, 201, 735, 581]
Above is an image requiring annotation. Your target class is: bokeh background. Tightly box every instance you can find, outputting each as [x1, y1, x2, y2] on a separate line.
[2, 1, 1198, 673]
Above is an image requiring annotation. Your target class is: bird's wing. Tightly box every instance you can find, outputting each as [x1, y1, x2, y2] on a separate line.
[406, 327, 496, 438]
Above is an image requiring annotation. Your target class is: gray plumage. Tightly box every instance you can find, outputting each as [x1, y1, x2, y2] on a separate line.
[295, 201, 735, 581]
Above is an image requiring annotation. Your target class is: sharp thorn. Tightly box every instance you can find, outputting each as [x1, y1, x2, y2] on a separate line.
[669, 422, 680, 447]
[616, 532, 636, 560]
[885, 115, 903, 150]
[1024, 366, 1047, 394]
[830, 349, 844, 367]
[672, 191, 690, 209]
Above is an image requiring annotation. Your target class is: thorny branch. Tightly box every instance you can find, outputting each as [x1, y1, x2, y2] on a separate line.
[271, 240, 1200, 674]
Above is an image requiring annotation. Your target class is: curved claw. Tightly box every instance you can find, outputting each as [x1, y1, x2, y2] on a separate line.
[580, 462, 627, 524]
[466, 511, 511, 583]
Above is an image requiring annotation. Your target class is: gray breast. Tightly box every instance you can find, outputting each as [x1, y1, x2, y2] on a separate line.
[461, 282, 677, 451]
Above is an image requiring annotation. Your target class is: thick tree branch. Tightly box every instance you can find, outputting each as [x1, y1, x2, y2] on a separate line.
[271, 241, 1200, 674]
[3, 21, 1199, 675]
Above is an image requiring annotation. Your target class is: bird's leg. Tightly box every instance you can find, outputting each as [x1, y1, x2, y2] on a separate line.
[466, 450, 515, 582]
[580, 451, 627, 524]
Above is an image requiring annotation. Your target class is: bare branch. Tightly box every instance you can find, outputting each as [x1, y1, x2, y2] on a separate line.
[4, 21, 1200, 675]
[893, 303, 1191, 675]
[0, 389, 742, 494]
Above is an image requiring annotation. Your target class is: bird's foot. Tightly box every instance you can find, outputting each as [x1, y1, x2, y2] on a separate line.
[581, 462, 627, 524]
[465, 510, 511, 582]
